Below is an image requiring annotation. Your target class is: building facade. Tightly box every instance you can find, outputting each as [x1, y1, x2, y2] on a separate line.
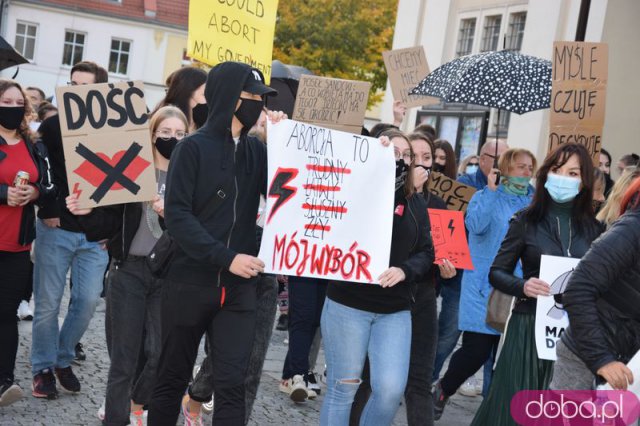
[382, 0, 639, 177]
[1, 0, 189, 109]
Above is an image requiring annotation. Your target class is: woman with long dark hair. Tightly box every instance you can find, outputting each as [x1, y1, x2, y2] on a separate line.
[153, 67, 207, 132]
[470, 143, 604, 426]
[550, 176, 640, 391]
[433, 140, 457, 180]
[0, 79, 55, 406]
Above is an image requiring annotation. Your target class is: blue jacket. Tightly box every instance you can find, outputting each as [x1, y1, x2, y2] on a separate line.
[458, 168, 488, 191]
[458, 184, 534, 334]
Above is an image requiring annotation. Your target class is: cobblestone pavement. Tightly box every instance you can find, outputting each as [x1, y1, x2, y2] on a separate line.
[2, 288, 480, 425]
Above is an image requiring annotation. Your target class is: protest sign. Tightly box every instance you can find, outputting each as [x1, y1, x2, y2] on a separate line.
[549, 42, 608, 164]
[428, 209, 473, 270]
[258, 119, 394, 283]
[187, 0, 278, 83]
[292, 75, 371, 134]
[427, 172, 476, 212]
[383, 46, 439, 108]
[535, 255, 580, 361]
[56, 81, 156, 209]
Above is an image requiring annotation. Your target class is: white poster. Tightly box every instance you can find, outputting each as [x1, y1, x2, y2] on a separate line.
[258, 119, 395, 284]
[535, 255, 581, 361]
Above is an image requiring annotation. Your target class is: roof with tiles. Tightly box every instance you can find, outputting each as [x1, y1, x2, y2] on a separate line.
[17, 0, 189, 30]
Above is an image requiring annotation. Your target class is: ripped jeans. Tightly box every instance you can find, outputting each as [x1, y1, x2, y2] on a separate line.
[320, 298, 411, 426]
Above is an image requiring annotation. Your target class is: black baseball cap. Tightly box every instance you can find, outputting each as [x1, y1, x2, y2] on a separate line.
[243, 68, 277, 97]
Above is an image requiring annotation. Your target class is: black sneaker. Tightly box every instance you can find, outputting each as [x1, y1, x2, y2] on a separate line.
[0, 379, 24, 407]
[433, 381, 449, 421]
[74, 342, 86, 363]
[32, 369, 58, 399]
[55, 366, 80, 393]
[276, 314, 288, 331]
[304, 371, 321, 396]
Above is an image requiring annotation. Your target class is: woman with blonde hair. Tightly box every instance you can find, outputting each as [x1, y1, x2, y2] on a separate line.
[458, 155, 480, 177]
[67, 106, 189, 426]
[596, 166, 640, 228]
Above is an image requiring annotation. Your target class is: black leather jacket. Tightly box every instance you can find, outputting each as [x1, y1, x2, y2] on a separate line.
[489, 209, 603, 314]
[0, 136, 56, 246]
[562, 208, 640, 374]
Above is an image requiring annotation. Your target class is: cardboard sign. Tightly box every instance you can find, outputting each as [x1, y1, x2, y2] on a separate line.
[549, 42, 608, 163]
[187, 0, 278, 83]
[56, 81, 156, 209]
[535, 255, 580, 361]
[428, 209, 473, 270]
[426, 172, 477, 212]
[258, 119, 394, 283]
[292, 75, 371, 134]
[383, 46, 439, 108]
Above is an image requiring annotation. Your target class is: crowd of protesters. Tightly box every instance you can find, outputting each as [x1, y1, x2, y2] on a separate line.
[0, 58, 639, 426]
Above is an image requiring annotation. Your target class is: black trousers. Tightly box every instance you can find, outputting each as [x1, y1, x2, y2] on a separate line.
[148, 280, 256, 426]
[189, 274, 278, 424]
[0, 250, 31, 382]
[282, 276, 327, 379]
[350, 284, 439, 426]
[440, 331, 500, 396]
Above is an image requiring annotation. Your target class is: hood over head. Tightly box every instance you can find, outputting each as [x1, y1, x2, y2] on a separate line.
[202, 62, 277, 135]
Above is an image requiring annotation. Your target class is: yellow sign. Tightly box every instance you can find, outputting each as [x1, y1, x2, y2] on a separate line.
[187, 0, 279, 83]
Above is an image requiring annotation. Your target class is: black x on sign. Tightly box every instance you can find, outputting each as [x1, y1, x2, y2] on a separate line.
[74, 142, 147, 203]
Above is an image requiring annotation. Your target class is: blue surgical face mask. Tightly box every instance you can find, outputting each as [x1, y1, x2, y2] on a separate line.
[544, 173, 581, 203]
[465, 164, 479, 175]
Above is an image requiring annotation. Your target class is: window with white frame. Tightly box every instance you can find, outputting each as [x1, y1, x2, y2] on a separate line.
[109, 38, 131, 75]
[455, 18, 476, 57]
[481, 15, 502, 52]
[15, 22, 37, 61]
[506, 12, 526, 51]
[62, 31, 85, 66]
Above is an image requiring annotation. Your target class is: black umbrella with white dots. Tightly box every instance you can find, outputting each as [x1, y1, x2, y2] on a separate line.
[410, 50, 552, 115]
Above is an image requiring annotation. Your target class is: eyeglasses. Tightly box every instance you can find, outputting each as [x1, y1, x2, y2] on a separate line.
[468, 162, 479, 166]
[155, 129, 187, 141]
[66, 81, 78, 86]
[482, 153, 498, 160]
[394, 149, 414, 163]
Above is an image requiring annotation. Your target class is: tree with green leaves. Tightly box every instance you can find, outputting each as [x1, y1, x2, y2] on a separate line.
[274, 0, 397, 106]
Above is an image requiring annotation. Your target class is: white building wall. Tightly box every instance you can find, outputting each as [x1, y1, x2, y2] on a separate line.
[1, 2, 185, 109]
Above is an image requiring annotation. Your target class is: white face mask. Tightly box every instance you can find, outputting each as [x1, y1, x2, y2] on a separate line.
[544, 173, 581, 203]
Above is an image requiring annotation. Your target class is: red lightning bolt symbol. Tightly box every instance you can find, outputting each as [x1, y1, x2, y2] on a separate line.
[72, 182, 83, 198]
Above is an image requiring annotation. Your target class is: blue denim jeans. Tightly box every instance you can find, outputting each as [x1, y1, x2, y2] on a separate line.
[432, 275, 462, 382]
[31, 221, 108, 374]
[320, 298, 411, 426]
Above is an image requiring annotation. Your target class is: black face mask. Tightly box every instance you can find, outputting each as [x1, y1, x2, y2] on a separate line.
[235, 98, 264, 129]
[592, 199, 604, 214]
[192, 103, 207, 129]
[0, 106, 25, 130]
[395, 159, 409, 192]
[432, 163, 445, 173]
[155, 137, 178, 159]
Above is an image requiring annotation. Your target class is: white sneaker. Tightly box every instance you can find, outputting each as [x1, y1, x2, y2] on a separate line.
[97, 398, 106, 421]
[279, 375, 309, 402]
[458, 380, 478, 397]
[17, 300, 33, 320]
[202, 394, 214, 414]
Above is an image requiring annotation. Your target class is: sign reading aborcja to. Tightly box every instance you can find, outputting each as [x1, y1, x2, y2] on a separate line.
[258, 119, 394, 284]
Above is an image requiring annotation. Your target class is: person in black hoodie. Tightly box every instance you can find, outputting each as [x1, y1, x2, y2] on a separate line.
[551, 176, 640, 391]
[0, 79, 55, 406]
[147, 62, 281, 426]
[320, 130, 434, 426]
